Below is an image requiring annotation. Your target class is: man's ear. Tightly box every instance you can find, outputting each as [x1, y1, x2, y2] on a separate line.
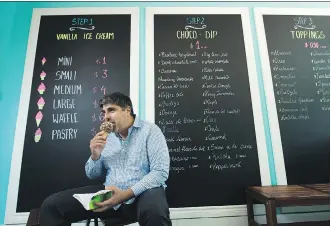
[126, 106, 131, 114]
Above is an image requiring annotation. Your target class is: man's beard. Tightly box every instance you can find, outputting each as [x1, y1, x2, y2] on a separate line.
[112, 124, 117, 133]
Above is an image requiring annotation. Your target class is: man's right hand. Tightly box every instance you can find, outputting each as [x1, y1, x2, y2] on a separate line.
[90, 131, 107, 160]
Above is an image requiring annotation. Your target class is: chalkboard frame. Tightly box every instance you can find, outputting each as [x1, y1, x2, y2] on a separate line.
[254, 7, 330, 186]
[145, 7, 271, 219]
[5, 7, 139, 225]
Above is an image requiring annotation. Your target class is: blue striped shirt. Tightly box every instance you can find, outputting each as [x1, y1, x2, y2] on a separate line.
[85, 116, 170, 209]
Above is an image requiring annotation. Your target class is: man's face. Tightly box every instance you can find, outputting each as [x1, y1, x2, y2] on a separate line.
[101, 104, 130, 133]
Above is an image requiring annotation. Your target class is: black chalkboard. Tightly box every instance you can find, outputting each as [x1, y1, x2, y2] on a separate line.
[263, 15, 330, 184]
[154, 14, 263, 207]
[17, 14, 132, 212]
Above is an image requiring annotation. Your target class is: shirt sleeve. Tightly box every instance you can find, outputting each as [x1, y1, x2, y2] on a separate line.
[130, 125, 170, 196]
[85, 154, 105, 179]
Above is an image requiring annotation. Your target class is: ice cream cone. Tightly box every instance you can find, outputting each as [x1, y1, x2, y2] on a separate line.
[35, 111, 43, 126]
[102, 131, 109, 139]
[41, 57, 46, 66]
[40, 71, 46, 80]
[34, 128, 42, 143]
[37, 83, 46, 95]
[36, 119, 41, 127]
[37, 97, 45, 110]
[100, 121, 114, 139]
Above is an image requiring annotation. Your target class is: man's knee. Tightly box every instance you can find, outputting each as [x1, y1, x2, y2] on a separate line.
[40, 193, 57, 211]
[40, 191, 66, 214]
[137, 188, 171, 224]
[140, 203, 170, 222]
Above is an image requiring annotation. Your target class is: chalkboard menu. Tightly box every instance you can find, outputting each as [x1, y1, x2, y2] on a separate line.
[6, 8, 139, 217]
[255, 9, 330, 185]
[146, 8, 270, 208]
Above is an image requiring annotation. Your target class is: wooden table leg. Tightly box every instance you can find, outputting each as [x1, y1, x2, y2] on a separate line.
[265, 200, 277, 226]
[246, 191, 254, 226]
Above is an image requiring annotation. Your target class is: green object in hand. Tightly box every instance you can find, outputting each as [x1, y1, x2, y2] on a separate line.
[89, 191, 113, 210]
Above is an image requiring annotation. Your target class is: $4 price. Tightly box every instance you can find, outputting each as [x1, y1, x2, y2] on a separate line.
[92, 86, 107, 95]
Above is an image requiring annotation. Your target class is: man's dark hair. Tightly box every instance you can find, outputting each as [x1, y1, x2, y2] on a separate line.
[99, 92, 134, 116]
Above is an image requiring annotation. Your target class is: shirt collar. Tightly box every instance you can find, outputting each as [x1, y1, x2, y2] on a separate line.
[131, 114, 142, 128]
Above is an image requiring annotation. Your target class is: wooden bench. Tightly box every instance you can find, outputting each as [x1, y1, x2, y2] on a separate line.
[246, 184, 330, 226]
[300, 183, 330, 194]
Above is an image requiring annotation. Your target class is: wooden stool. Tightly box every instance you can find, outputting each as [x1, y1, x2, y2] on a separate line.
[26, 208, 40, 226]
[26, 208, 137, 226]
[86, 217, 137, 226]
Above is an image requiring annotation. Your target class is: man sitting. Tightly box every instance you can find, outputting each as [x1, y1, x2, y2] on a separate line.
[39, 92, 172, 226]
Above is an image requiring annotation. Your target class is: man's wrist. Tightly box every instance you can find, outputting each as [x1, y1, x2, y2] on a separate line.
[124, 188, 135, 201]
[91, 152, 100, 161]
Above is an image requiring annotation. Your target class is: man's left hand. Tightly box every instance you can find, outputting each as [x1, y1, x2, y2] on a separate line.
[93, 186, 134, 212]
